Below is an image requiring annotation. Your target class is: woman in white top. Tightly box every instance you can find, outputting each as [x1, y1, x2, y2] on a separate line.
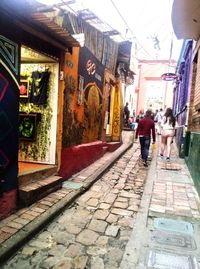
[160, 108, 176, 161]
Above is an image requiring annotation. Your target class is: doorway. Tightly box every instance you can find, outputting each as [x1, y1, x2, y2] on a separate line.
[19, 46, 59, 176]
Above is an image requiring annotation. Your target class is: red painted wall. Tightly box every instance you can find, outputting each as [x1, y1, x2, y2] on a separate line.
[59, 140, 121, 179]
[0, 190, 17, 219]
[59, 141, 105, 179]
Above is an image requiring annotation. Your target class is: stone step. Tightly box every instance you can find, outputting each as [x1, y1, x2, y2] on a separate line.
[19, 165, 58, 187]
[103, 146, 108, 154]
[106, 142, 122, 152]
[19, 175, 63, 206]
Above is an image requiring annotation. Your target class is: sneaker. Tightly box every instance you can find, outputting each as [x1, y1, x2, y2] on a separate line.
[147, 156, 152, 161]
[143, 161, 148, 167]
[160, 153, 164, 159]
[166, 157, 170, 162]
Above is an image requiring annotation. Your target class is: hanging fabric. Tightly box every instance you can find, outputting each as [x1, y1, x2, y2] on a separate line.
[30, 70, 51, 105]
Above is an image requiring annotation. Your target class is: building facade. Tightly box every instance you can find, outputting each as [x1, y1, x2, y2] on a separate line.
[0, 0, 133, 218]
[173, 40, 193, 157]
[136, 60, 176, 116]
[0, 0, 73, 217]
[172, 0, 200, 194]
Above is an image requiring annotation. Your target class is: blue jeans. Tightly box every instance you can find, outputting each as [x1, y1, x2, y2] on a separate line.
[139, 136, 151, 162]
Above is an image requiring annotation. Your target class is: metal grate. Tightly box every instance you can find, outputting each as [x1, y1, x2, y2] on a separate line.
[62, 181, 83, 189]
[147, 250, 199, 269]
[151, 230, 196, 250]
[154, 218, 194, 235]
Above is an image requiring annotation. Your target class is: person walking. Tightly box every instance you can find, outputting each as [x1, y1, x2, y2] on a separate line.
[124, 102, 130, 126]
[160, 108, 176, 161]
[136, 109, 144, 123]
[128, 117, 135, 130]
[132, 109, 136, 122]
[154, 108, 164, 134]
[135, 110, 156, 167]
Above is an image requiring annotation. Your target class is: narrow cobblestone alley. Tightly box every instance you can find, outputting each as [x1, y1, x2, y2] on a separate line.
[1, 1, 200, 269]
[2, 143, 149, 269]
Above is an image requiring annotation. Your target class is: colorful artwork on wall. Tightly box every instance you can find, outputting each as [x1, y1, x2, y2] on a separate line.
[78, 46, 105, 142]
[78, 46, 104, 92]
[77, 75, 84, 105]
[0, 35, 19, 218]
[19, 113, 37, 141]
[19, 79, 29, 98]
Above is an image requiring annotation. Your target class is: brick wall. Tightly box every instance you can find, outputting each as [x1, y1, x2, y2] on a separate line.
[188, 62, 197, 130]
[191, 52, 200, 132]
[185, 45, 200, 195]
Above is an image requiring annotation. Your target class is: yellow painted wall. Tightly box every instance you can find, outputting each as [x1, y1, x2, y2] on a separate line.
[62, 47, 105, 145]
[62, 47, 87, 148]
[101, 70, 115, 141]
[62, 49, 122, 146]
[64, 47, 83, 121]
[112, 80, 121, 141]
[82, 82, 103, 143]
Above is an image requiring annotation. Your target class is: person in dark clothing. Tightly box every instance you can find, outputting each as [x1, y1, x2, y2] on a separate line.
[124, 102, 130, 125]
[135, 110, 156, 167]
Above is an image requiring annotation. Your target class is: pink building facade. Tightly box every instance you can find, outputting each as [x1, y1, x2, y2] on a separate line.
[136, 60, 177, 115]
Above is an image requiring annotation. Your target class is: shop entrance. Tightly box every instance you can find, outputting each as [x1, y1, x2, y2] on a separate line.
[18, 46, 59, 176]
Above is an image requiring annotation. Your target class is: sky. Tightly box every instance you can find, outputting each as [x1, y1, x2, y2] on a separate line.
[81, 0, 183, 61]
[37, 0, 183, 61]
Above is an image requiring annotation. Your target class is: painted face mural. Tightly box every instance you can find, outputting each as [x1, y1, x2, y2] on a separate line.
[78, 47, 105, 143]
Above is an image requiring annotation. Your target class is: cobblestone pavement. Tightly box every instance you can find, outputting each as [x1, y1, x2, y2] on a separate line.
[149, 141, 200, 219]
[2, 143, 149, 269]
[0, 132, 133, 262]
[120, 137, 200, 269]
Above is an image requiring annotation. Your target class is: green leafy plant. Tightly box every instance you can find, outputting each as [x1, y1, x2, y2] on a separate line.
[19, 65, 53, 161]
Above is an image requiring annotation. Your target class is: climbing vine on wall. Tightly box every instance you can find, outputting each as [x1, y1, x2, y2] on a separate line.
[19, 103, 52, 160]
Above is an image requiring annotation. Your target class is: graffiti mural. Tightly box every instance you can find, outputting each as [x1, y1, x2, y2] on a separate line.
[62, 49, 86, 148]
[0, 35, 19, 76]
[78, 47, 105, 143]
[0, 35, 19, 218]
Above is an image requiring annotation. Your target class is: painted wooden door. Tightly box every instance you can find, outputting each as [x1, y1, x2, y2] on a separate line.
[0, 34, 19, 218]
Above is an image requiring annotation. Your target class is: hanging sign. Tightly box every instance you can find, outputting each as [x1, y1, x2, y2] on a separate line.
[161, 73, 177, 81]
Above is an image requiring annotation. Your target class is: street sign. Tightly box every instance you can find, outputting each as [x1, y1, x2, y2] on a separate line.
[161, 72, 177, 81]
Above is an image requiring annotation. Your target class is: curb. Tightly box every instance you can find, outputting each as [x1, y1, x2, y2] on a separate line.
[120, 146, 157, 268]
[0, 141, 133, 264]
